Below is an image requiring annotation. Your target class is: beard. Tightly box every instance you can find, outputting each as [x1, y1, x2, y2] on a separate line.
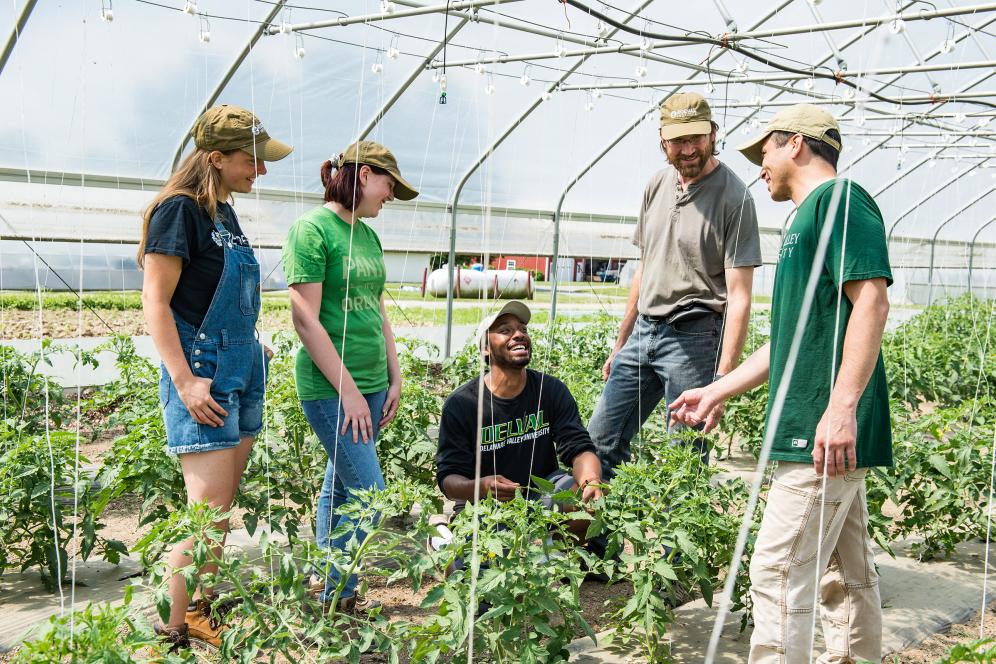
[665, 138, 714, 179]
[490, 347, 531, 369]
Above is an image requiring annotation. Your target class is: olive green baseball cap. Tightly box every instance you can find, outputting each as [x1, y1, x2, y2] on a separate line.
[737, 104, 842, 166]
[337, 141, 419, 201]
[660, 92, 714, 140]
[192, 104, 292, 161]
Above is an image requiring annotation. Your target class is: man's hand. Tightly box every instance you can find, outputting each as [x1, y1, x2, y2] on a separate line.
[669, 387, 724, 433]
[480, 475, 520, 501]
[812, 404, 857, 477]
[579, 478, 603, 503]
[601, 349, 620, 381]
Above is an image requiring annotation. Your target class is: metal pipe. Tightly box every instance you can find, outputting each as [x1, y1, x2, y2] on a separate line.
[838, 22, 996, 201]
[805, 1, 847, 70]
[840, 131, 996, 137]
[269, 0, 521, 33]
[968, 215, 996, 293]
[434, 44, 753, 78]
[898, 21, 942, 93]
[0, 0, 38, 78]
[555, 60, 996, 91]
[430, 39, 715, 69]
[887, 158, 991, 241]
[781, 67, 996, 234]
[442, 0, 661, 356]
[171, 0, 288, 171]
[711, 0, 739, 33]
[550, 0, 793, 322]
[393, 0, 715, 71]
[876, 143, 995, 148]
[841, 79, 996, 179]
[837, 111, 996, 121]
[719, 3, 927, 236]
[872, 148, 949, 197]
[926, 187, 994, 305]
[754, 21, 994, 168]
[431, 4, 993, 71]
[723, 3, 996, 42]
[929, 153, 996, 158]
[706, 90, 996, 109]
[355, 16, 470, 142]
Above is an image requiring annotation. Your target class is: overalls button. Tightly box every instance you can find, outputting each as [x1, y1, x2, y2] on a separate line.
[194, 362, 202, 369]
[194, 349, 201, 356]
[199, 333, 206, 340]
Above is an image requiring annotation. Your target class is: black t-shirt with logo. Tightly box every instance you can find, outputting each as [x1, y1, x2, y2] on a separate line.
[436, 369, 596, 495]
[144, 195, 251, 328]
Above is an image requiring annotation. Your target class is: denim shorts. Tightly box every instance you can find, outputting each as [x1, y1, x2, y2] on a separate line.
[161, 334, 269, 455]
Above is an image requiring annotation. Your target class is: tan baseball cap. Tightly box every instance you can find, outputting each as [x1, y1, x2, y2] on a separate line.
[475, 301, 532, 351]
[192, 105, 292, 161]
[737, 104, 842, 166]
[337, 141, 419, 201]
[660, 92, 714, 140]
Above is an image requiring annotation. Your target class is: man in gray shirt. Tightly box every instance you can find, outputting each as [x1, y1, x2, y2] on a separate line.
[588, 92, 761, 479]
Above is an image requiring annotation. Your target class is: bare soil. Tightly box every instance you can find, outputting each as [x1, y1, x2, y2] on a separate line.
[889, 603, 996, 662]
[0, 308, 294, 340]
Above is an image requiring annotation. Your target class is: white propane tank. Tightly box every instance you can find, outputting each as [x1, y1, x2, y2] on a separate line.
[422, 266, 534, 299]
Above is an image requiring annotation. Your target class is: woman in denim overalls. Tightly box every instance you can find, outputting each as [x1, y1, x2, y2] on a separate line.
[138, 105, 290, 651]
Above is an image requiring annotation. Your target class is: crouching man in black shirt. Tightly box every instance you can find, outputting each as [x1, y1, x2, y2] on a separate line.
[435, 301, 603, 538]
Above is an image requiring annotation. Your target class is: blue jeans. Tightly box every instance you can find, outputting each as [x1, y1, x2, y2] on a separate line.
[588, 313, 721, 481]
[302, 390, 388, 601]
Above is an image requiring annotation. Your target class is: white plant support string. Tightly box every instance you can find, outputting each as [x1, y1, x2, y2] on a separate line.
[976, 295, 996, 637]
[805, 13, 888, 657]
[807, 178, 854, 664]
[320, 20, 373, 622]
[243, 0, 279, 629]
[243, 6, 313, 659]
[469, 24, 502, 656]
[12, 0, 67, 619]
[69, 1, 90, 641]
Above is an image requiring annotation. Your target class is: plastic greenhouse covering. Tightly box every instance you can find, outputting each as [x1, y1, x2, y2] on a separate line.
[0, 0, 994, 303]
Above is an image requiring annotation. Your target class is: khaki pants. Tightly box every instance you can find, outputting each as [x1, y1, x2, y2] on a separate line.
[748, 463, 882, 664]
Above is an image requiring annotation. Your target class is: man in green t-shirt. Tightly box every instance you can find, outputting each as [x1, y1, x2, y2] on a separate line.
[669, 104, 892, 663]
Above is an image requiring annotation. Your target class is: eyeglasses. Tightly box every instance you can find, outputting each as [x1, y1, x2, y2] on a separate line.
[663, 134, 708, 149]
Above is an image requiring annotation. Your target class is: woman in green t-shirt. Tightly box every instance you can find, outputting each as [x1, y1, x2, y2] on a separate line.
[281, 141, 418, 613]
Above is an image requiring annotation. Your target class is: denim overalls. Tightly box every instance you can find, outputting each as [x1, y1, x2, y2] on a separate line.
[160, 217, 268, 454]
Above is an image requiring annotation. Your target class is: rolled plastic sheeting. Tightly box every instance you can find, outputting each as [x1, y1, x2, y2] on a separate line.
[422, 267, 533, 299]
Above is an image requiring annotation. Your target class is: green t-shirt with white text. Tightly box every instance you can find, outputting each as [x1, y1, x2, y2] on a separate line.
[765, 179, 894, 467]
[281, 207, 387, 400]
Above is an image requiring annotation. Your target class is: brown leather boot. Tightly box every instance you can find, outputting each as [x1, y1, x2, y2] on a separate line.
[333, 594, 383, 616]
[153, 622, 190, 654]
[185, 598, 225, 648]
